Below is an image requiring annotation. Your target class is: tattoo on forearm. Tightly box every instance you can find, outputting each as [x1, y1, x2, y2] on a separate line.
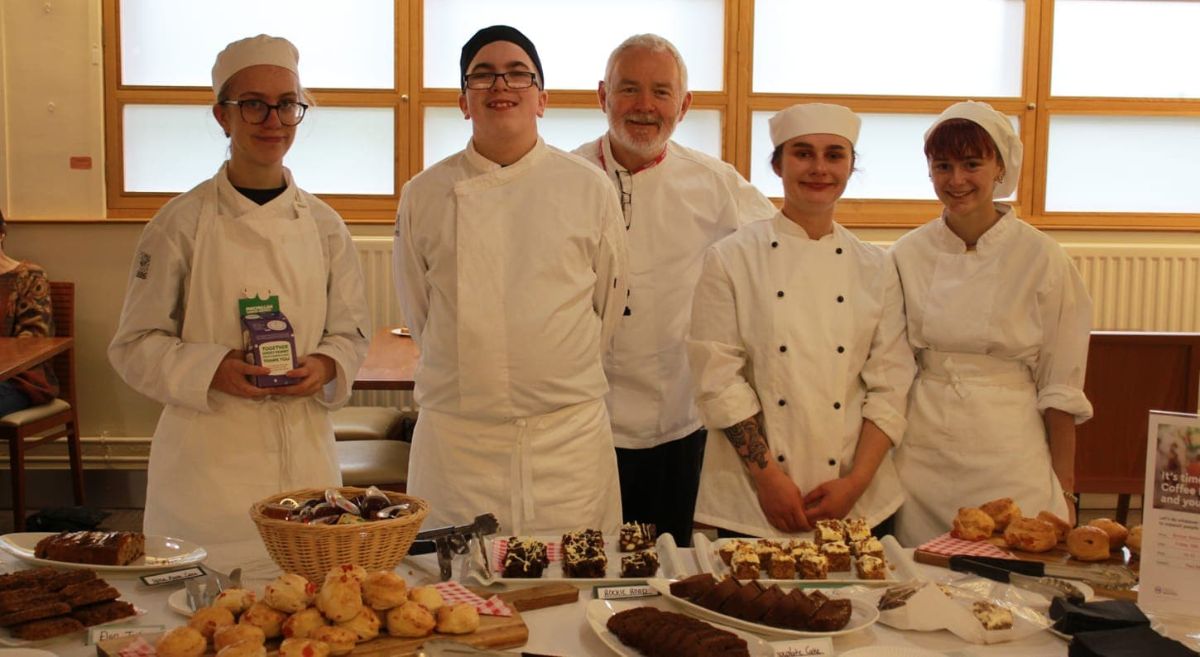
[723, 413, 770, 470]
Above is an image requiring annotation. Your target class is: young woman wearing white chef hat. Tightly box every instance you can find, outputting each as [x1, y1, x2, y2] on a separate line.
[109, 35, 370, 545]
[891, 101, 1093, 547]
[688, 103, 915, 537]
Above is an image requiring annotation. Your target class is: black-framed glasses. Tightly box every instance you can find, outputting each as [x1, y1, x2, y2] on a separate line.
[615, 169, 633, 231]
[463, 71, 539, 90]
[220, 99, 308, 126]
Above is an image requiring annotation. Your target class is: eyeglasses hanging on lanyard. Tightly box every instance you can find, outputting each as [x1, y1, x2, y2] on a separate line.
[615, 169, 633, 231]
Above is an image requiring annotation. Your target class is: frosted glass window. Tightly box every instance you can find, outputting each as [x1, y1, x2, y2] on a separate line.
[1052, 1, 1200, 98]
[1046, 115, 1200, 213]
[423, 107, 721, 168]
[750, 111, 1019, 201]
[424, 0, 724, 91]
[124, 105, 394, 195]
[120, 0, 393, 89]
[754, 0, 1024, 96]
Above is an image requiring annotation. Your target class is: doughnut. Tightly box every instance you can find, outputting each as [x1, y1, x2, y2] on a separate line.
[1067, 526, 1111, 562]
[1088, 518, 1129, 549]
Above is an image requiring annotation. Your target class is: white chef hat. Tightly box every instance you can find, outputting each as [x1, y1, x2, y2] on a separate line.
[211, 35, 300, 99]
[925, 100, 1022, 198]
[769, 103, 861, 148]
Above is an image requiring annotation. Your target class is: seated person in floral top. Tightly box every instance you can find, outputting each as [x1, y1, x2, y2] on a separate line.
[0, 209, 59, 416]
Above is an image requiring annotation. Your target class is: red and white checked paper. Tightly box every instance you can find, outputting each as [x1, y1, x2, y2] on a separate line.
[432, 580, 513, 617]
[117, 636, 155, 657]
[490, 538, 562, 573]
[918, 532, 1014, 558]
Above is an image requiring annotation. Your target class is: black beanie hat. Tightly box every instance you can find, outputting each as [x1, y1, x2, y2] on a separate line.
[459, 25, 544, 91]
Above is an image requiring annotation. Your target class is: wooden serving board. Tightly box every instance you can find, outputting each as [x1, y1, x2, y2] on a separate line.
[95, 584, 575, 657]
[914, 538, 1141, 600]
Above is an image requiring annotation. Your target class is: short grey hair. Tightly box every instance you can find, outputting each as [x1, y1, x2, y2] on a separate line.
[604, 33, 689, 94]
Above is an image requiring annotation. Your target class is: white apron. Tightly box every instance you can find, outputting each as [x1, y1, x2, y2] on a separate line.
[143, 172, 341, 546]
[893, 350, 1067, 547]
[407, 398, 622, 535]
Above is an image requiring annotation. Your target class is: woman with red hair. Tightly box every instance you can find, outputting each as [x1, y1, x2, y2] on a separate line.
[891, 101, 1093, 547]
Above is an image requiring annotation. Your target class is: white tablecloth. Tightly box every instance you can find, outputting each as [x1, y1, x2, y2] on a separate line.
[3, 538, 1199, 656]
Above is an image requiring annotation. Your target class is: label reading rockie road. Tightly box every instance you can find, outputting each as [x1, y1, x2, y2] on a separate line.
[593, 584, 660, 600]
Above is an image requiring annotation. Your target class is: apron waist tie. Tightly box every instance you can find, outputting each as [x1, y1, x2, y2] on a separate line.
[274, 400, 291, 485]
[918, 350, 1032, 399]
[510, 418, 535, 530]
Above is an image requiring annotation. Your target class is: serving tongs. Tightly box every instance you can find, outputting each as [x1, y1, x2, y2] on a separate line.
[409, 513, 500, 581]
[949, 555, 1137, 595]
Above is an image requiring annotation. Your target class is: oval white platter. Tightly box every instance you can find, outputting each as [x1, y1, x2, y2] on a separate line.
[0, 533, 207, 573]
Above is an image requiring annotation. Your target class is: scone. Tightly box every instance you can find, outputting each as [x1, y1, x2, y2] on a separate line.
[386, 600, 435, 638]
[156, 626, 207, 657]
[337, 605, 381, 642]
[213, 623, 266, 652]
[436, 602, 481, 634]
[1067, 526, 1111, 562]
[309, 625, 358, 656]
[1036, 510, 1072, 543]
[1004, 517, 1058, 553]
[407, 585, 444, 613]
[213, 587, 257, 617]
[1088, 518, 1129, 549]
[278, 638, 331, 657]
[325, 564, 368, 585]
[1126, 525, 1143, 555]
[280, 606, 327, 639]
[952, 507, 996, 541]
[316, 574, 363, 623]
[362, 571, 408, 610]
[979, 497, 1022, 531]
[239, 601, 288, 639]
[188, 605, 235, 642]
[264, 573, 316, 613]
[215, 640, 268, 657]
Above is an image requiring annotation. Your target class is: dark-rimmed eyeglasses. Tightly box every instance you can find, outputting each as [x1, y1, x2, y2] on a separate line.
[220, 99, 308, 126]
[463, 71, 539, 90]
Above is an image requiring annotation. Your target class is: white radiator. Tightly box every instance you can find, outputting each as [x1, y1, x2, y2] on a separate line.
[351, 237, 1200, 410]
[351, 237, 414, 411]
[1066, 243, 1200, 331]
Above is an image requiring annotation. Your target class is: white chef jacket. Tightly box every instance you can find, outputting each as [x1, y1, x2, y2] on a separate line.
[109, 164, 370, 545]
[393, 138, 629, 534]
[688, 215, 915, 536]
[572, 136, 776, 449]
[891, 206, 1093, 546]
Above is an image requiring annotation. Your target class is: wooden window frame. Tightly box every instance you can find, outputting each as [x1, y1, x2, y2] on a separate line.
[102, 0, 1200, 230]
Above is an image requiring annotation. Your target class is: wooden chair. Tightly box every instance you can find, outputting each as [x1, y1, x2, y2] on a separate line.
[1, 282, 85, 530]
[1075, 331, 1200, 524]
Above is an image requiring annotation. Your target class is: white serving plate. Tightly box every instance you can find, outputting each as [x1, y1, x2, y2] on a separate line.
[0, 533, 207, 573]
[585, 597, 775, 657]
[470, 532, 684, 585]
[646, 577, 879, 639]
[166, 587, 194, 617]
[694, 533, 908, 587]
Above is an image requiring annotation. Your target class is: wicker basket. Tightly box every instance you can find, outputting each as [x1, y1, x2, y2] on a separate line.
[250, 487, 429, 584]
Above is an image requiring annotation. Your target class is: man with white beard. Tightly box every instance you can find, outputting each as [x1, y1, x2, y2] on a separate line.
[574, 34, 775, 546]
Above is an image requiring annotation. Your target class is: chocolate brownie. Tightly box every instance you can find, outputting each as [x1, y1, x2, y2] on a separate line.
[60, 579, 120, 607]
[0, 567, 56, 592]
[0, 586, 59, 613]
[669, 573, 715, 599]
[741, 584, 784, 622]
[719, 580, 764, 618]
[759, 589, 798, 628]
[878, 583, 921, 610]
[8, 615, 85, 640]
[562, 543, 607, 578]
[787, 589, 820, 629]
[808, 598, 853, 632]
[561, 529, 604, 551]
[0, 601, 71, 626]
[71, 599, 137, 626]
[44, 568, 97, 592]
[618, 522, 656, 552]
[619, 550, 659, 578]
[695, 577, 739, 611]
[502, 537, 548, 578]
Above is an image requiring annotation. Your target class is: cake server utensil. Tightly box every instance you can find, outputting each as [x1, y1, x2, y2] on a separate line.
[949, 555, 1085, 603]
